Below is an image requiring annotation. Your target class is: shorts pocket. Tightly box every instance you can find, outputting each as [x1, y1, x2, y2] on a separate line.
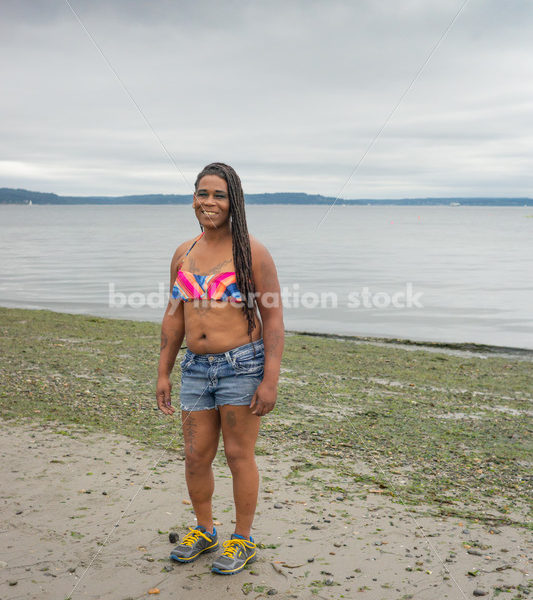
[233, 355, 264, 376]
[180, 354, 195, 373]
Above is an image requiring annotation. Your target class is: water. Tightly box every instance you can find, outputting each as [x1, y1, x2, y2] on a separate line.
[1, 204, 532, 349]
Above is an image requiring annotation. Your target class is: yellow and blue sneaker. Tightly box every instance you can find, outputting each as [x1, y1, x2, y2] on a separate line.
[170, 525, 218, 563]
[211, 533, 257, 575]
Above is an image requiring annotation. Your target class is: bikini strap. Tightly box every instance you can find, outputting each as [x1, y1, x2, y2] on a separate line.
[177, 232, 204, 274]
[185, 232, 204, 256]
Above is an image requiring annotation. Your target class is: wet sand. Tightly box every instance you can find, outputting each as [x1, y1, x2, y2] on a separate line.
[1, 420, 531, 600]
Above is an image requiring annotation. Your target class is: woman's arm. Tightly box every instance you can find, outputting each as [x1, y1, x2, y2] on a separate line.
[249, 238, 285, 416]
[157, 299, 185, 379]
[156, 244, 187, 415]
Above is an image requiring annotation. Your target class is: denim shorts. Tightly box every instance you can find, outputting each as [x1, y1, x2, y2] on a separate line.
[179, 339, 265, 412]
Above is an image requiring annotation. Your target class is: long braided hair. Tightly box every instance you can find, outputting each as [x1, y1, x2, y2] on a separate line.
[194, 162, 257, 340]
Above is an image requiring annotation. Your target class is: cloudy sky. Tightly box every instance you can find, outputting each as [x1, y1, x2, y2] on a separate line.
[1, 0, 532, 198]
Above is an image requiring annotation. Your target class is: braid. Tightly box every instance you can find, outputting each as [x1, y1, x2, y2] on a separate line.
[194, 163, 257, 340]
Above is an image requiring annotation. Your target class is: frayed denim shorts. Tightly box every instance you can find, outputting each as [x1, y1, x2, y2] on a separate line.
[179, 339, 265, 412]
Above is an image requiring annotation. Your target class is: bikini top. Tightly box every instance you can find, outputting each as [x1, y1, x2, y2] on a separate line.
[172, 232, 243, 303]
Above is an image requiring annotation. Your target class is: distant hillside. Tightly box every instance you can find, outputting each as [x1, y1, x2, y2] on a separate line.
[1, 187, 532, 206]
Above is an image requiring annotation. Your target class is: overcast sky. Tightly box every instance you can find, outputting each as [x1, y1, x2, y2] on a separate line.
[1, 0, 532, 198]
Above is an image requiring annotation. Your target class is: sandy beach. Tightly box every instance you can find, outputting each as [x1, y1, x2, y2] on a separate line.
[1, 307, 532, 599]
[1, 420, 531, 600]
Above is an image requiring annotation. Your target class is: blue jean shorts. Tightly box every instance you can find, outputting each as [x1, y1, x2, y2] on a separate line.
[179, 339, 265, 412]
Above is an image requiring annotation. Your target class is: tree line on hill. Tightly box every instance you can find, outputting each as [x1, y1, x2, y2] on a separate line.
[1, 187, 531, 206]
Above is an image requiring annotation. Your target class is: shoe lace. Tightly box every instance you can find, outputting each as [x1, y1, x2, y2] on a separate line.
[221, 538, 254, 558]
[181, 527, 211, 547]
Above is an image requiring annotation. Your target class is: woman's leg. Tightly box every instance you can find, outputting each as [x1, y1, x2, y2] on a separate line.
[181, 408, 221, 532]
[219, 405, 261, 539]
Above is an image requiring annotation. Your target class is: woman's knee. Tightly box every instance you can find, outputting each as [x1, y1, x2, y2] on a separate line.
[224, 446, 256, 470]
[184, 452, 215, 473]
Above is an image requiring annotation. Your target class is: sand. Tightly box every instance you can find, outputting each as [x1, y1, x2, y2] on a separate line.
[1, 419, 531, 600]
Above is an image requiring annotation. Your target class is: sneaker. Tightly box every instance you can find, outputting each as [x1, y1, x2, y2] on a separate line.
[211, 533, 257, 575]
[170, 525, 218, 563]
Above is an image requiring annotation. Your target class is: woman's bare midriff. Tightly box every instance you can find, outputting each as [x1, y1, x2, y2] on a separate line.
[183, 301, 262, 354]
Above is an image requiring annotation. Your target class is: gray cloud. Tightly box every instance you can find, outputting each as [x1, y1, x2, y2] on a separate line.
[1, 0, 532, 197]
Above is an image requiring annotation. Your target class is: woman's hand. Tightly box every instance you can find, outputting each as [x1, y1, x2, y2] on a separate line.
[250, 381, 277, 416]
[156, 376, 175, 416]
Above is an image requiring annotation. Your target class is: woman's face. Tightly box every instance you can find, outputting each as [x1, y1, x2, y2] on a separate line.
[193, 174, 230, 230]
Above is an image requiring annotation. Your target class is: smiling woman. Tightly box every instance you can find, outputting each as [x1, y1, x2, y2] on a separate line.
[155, 162, 284, 575]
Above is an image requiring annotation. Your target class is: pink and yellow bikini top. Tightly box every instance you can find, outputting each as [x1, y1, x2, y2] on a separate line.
[172, 233, 243, 303]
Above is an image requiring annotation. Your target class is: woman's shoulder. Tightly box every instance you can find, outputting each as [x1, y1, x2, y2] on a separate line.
[249, 234, 267, 254]
[171, 234, 202, 269]
[249, 234, 274, 264]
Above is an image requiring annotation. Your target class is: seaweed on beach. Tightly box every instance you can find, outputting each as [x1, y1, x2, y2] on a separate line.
[1, 307, 531, 529]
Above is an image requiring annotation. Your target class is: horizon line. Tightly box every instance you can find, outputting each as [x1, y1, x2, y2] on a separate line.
[1, 186, 532, 203]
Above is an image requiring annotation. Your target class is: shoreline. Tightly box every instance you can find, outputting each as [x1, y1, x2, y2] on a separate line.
[288, 330, 533, 361]
[2, 303, 532, 359]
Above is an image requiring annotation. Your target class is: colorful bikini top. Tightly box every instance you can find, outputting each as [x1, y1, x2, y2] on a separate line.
[172, 233, 243, 303]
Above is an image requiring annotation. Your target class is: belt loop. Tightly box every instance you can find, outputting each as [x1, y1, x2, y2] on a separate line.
[224, 350, 234, 367]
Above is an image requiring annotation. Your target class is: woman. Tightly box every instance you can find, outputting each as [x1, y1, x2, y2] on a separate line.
[156, 162, 284, 575]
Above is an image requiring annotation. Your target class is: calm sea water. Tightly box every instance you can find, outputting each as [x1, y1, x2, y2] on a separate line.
[1, 204, 532, 350]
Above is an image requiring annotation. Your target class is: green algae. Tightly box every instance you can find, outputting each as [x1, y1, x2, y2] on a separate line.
[1, 306, 532, 528]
